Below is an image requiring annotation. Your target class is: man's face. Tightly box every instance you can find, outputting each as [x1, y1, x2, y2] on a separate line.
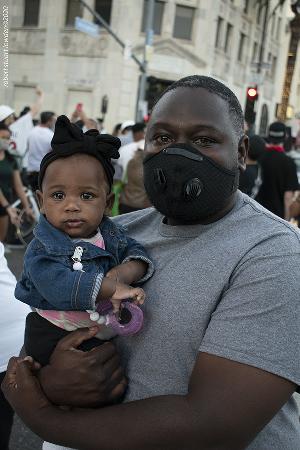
[145, 87, 246, 173]
[4, 114, 15, 126]
[37, 154, 114, 239]
[0, 129, 11, 150]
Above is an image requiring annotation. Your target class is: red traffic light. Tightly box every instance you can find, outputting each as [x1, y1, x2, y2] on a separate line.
[247, 86, 258, 101]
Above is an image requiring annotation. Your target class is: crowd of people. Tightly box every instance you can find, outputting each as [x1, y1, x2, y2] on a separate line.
[0, 75, 299, 450]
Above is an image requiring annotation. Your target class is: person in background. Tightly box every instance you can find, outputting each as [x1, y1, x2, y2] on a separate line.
[27, 111, 56, 192]
[256, 121, 299, 219]
[118, 123, 146, 176]
[0, 88, 44, 169]
[112, 123, 122, 137]
[239, 134, 265, 198]
[119, 120, 134, 146]
[0, 124, 35, 241]
[0, 241, 30, 449]
[119, 140, 151, 214]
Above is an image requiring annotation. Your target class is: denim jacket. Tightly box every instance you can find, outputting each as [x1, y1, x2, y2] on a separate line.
[15, 214, 154, 311]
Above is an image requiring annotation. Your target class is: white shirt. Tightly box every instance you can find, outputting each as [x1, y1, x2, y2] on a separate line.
[27, 125, 53, 172]
[118, 139, 145, 178]
[0, 243, 29, 372]
[9, 112, 34, 168]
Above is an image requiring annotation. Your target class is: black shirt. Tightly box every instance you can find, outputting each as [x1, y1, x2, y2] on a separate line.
[256, 149, 299, 218]
[239, 164, 259, 197]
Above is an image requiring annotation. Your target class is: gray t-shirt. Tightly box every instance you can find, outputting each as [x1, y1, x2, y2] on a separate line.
[46, 191, 300, 450]
[115, 191, 300, 450]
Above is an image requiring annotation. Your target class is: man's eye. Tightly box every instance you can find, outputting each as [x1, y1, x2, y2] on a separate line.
[51, 192, 64, 200]
[193, 137, 215, 146]
[154, 135, 171, 145]
[81, 192, 94, 200]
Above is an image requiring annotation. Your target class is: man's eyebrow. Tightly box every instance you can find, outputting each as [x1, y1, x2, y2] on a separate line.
[150, 122, 223, 135]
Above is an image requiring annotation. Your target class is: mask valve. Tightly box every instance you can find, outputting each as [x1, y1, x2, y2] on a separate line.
[184, 178, 203, 200]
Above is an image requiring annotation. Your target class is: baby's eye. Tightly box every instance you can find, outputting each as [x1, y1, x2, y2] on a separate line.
[81, 192, 95, 200]
[51, 192, 65, 200]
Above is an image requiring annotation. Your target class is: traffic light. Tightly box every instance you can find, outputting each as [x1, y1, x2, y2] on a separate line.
[247, 86, 259, 102]
[245, 86, 259, 125]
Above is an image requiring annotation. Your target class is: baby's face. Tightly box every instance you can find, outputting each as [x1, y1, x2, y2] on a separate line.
[37, 154, 113, 238]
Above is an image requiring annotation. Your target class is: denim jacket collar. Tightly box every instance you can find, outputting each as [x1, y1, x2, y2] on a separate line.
[34, 214, 123, 258]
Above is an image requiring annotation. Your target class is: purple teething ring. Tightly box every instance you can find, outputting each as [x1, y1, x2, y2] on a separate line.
[108, 302, 144, 336]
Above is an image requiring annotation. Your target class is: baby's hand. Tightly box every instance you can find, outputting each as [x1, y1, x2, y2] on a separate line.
[110, 282, 145, 313]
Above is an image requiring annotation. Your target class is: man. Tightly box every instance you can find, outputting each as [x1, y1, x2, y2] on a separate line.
[118, 122, 146, 177]
[239, 134, 265, 197]
[2, 76, 300, 450]
[27, 111, 56, 191]
[256, 121, 299, 219]
[0, 88, 44, 168]
[119, 119, 134, 146]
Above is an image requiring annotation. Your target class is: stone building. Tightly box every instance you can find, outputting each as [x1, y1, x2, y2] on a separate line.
[1, 0, 295, 134]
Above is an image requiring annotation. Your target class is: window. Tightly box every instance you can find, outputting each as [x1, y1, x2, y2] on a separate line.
[94, 0, 112, 25]
[173, 5, 195, 40]
[23, 0, 40, 26]
[271, 13, 276, 36]
[272, 56, 277, 78]
[243, 0, 249, 14]
[215, 16, 224, 49]
[237, 32, 246, 62]
[224, 23, 233, 53]
[251, 41, 258, 62]
[65, 0, 83, 27]
[256, 3, 264, 25]
[276, 17, 282, 40]
[141, 0, 165, 35]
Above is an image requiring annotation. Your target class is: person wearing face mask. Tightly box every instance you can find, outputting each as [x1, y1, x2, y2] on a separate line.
[0, 124, 35, 241]
[3, 76, 300, 450]
[27, 111, 56, 192]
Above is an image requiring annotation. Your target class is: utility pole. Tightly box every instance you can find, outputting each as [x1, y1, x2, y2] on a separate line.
[136, 0, 155, 122]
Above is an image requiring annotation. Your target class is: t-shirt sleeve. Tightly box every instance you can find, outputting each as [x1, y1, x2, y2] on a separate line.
[199, 231, 300, 388]
[285, 158, 299, 191]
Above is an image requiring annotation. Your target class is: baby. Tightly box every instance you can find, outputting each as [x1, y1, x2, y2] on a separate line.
[15, 115, 154, 366]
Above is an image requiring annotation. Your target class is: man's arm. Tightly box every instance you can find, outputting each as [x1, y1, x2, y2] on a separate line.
[3, 351, 296, 450]
[29, 87, 44, 118]
[284, 191, 294, 220]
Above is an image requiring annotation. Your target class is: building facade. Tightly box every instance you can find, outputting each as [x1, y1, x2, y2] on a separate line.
[1, 0, 296, 134]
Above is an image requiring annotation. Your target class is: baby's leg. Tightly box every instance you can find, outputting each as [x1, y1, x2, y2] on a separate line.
[24, 312, 104, 366]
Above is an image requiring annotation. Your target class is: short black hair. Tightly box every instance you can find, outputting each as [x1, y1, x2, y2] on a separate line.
[0, 122, 11, 133]
[248, 135, 266, 161]
[40, 111, 55, 125]
[132, 122, 145, 134]
[153, 75, 244, 138]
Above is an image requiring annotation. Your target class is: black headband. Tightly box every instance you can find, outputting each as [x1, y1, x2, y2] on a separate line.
[38, 115, 120, 190]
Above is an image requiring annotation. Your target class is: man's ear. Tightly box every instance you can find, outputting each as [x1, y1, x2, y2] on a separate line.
[105, 192, 115, 215]
[35, 190, 44, 213]
[238, 134, 248, 172]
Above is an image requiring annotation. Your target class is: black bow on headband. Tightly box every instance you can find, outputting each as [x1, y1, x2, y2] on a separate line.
[38, 115, 121, 190]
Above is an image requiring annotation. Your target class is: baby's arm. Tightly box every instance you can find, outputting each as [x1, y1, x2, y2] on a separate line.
[96, 263, 146, 313]
[106, 259, 148, 285]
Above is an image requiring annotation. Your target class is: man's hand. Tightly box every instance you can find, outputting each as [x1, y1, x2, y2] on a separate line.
[39, 327, 127, 407]
[7, 206, 20, 226]
[2, 356, 51, 419]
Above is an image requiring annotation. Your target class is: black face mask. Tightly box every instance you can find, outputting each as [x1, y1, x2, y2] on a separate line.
[143, 143, 239, 222]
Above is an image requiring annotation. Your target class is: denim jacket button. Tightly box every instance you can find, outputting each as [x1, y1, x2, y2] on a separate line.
[110, 231, 115, 236]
